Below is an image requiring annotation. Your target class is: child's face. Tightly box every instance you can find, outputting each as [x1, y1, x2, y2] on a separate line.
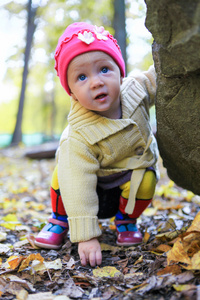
[67, 51, 122, 119]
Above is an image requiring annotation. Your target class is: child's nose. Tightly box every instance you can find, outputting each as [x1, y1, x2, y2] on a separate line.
[90, 75, 104, 89]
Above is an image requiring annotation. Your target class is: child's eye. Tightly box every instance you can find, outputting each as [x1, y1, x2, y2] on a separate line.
[101, 67, 108, 73]
[78, 74, 86, 81]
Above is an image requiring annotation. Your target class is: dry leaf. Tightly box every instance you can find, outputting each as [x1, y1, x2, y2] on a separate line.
[0, 232, 7, 242]
[0, 243, 12, 255]
[156, 231, 179, 242]
[143, 230, 150, 243]
[93, 266, 122, 278]
[134, 255, 143, 265]
[100, 243, 120, 254]
[173, 284, 196, 292]
[18, 253, 44, 272]
[157, 265, 182, 276]
[151, 244, 171, 254]
[44, 258, 62, 270]
[27, 292, 54, 300]
[7, 255, 24, 270]
[167, 212, 200, 269]
[142, 207, 157, 216]
[167, 239, 191, 265]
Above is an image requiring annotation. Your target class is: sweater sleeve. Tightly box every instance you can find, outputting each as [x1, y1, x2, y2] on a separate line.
[57, 137, 102, 243]
[133, 65, 157, 107]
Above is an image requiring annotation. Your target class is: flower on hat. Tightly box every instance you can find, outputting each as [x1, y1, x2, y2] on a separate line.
[94, 25, 109, 40]
[78, 31, 95, 44]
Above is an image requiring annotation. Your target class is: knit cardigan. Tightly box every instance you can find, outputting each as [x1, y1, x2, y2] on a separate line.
[56, 66, 159, 243]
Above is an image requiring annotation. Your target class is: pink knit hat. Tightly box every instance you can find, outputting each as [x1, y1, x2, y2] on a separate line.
[54, 22, 126, 95]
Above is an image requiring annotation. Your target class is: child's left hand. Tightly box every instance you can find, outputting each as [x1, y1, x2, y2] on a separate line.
[78, 238, 102, 267]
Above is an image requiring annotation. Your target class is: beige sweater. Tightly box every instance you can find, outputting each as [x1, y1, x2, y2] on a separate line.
[57, 66, 159, 243]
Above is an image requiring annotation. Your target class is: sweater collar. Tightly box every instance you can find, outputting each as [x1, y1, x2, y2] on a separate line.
[67, 78, 142, 144]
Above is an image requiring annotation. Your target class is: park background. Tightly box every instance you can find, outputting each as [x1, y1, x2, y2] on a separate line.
[0, 0, 156, 148]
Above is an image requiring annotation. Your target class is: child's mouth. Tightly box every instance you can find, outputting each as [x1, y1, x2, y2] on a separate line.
[95, 94, 107, 100]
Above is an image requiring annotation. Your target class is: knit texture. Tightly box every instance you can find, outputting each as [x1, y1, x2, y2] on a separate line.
[57, 66, 159, 243]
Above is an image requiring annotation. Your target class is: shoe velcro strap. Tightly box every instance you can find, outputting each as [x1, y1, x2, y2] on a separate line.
[48, 218, 68, 228]
[115, 219, 136, 225]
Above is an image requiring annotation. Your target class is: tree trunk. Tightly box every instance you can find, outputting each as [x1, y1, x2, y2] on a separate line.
[11, 0, 37, 145]
[145, 0, 200, 195]
[113, 0, 127, 74]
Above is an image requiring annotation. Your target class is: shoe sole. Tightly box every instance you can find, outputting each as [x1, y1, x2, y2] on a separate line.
[34, 240, 62, 250]
[116, 241, 142, 246]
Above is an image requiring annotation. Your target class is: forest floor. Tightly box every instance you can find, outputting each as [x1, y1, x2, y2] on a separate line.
[0, 145, 200, 300]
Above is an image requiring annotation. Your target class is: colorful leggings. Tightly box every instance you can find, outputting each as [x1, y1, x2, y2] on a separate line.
[50, 166, 156, 220]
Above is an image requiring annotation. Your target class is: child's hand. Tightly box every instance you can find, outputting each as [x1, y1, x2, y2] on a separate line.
[78, 238, 102, 267]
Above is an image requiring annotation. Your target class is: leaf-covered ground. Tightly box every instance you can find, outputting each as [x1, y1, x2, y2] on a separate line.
[0, 146, 200, 300]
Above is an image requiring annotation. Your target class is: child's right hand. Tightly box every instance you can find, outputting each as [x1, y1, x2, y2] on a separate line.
[78, 238, 102, 267]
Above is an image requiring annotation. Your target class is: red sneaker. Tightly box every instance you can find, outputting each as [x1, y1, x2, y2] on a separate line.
[34, 218, 69, 250]
[115, 220, 143, 246]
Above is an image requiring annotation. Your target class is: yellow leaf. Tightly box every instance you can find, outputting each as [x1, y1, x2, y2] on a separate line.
[151, 244, 172, 254]
[7, 255, 24, 270]
[183, 251, 200, 270]
[2, 214, 18, 222]
[143, 230, 150, 243]
[142, 207, 157, 216]
[100, 243, 120, 253]
[134, 255, 143, 265]
[167, 212, 200, 266]
[156, 231, 179, 242]
[18, 253, 44, 272]
[173, 284, 196, 292]
[0, 223, 20, 230]
[93, 266, 121, 278]
[167, 239, 191, 265]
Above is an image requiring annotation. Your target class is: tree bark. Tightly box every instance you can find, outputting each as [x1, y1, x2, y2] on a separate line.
[113, 0, 127, 74]
[11, 0, 37, 145]
[145, 0, 200, 195]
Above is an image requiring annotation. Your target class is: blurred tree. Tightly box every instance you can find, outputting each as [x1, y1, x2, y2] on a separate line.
[11, 0, 38, 145]
[113, 0, 127, 73]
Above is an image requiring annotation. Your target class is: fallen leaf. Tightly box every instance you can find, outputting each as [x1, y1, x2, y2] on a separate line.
[173, 284, 196, 292]
[100, 243, 120, 254]
[65, 257, 75, 270]
[143, 230, 150, 243]
[133, 255, 143, 265]
[142, 207, 157, 216]
[3, 274, 35, 291]
[167, 239, 191, 265]
[56, 277, 84, 298]
[4, 281, 28, 300]
[13, 239, 29, 248]
[18, 253, 44, 272]
[44, 258, 62, 270]
[27, 292, 54, 300]
[156, 231, 179, 242]
[0, 243, 12, 254]
[2, 213, 19, 222]
[151, 244, 171, 254]
[7, 255, 24, 270]
[182, 251, 200, 270]
[167, 212, 200, 268]
[0, 232, 7, 242]
[93, 266, 122, 278]
[157, 265, 182, 275]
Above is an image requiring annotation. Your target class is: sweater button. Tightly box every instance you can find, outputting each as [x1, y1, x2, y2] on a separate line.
[135, 146, 144, 155]
[126, 124, 133, 131]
